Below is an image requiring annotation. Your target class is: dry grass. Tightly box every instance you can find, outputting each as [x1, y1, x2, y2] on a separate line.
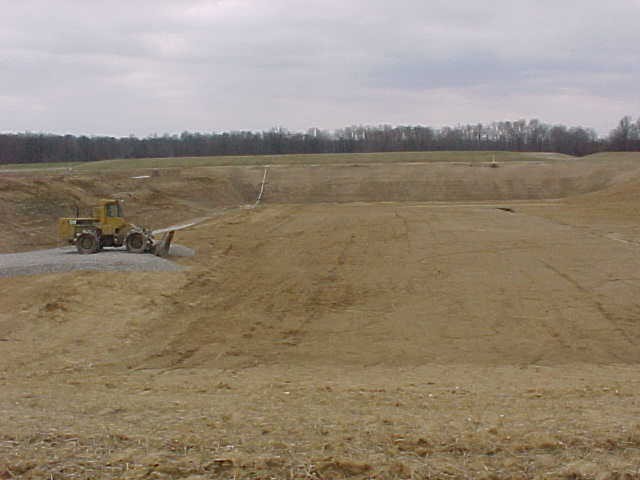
[2, 366, 640, 479]
[0, 161, 80, 171]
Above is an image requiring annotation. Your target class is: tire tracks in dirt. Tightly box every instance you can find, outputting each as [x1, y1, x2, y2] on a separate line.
[537, 259, 637, 349]
[393, 209, 412, 255]
[516, 263, 589, 361]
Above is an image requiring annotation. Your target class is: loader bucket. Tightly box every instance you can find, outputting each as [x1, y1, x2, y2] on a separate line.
[153, 230, 175, 257]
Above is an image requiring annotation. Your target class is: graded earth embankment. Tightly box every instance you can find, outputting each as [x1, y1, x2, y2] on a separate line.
[3, 200, 640, 371]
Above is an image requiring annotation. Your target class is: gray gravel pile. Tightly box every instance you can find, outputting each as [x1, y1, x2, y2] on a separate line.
[0, 246, 185, 278]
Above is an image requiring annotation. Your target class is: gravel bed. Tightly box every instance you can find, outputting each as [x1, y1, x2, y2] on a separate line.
[0, 245, 191, 278]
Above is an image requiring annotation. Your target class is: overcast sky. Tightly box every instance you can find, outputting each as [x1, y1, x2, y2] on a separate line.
[1, 0, 639, 137]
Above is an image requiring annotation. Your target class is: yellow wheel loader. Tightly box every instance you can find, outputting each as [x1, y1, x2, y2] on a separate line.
[58, 199, 174, 257]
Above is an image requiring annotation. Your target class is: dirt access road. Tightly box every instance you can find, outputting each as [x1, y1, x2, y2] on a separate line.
[2, 153, 640, 478]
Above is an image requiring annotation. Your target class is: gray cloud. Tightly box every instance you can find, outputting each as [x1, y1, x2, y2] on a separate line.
[0, 0, 639, 136]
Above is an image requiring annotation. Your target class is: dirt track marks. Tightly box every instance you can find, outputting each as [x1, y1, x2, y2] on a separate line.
[394, 209, 412, 254]
[167, 201, 640, 367]
[538, 259, 637, 349]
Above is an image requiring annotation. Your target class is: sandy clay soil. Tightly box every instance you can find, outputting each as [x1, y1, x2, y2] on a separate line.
[3, 153, 640, 479]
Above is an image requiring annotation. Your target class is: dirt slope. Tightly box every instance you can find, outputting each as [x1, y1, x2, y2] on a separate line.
[263, 158, 633, 203]
[4, 201, 640, 373]
[0, 167, 263, 252]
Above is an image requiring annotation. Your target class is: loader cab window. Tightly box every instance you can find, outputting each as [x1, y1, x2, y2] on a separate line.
[106, 203, 121, 218]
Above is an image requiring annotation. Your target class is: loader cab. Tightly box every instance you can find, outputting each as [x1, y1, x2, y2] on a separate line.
[93, 199, 123, 219]
[95, 199, 127, 236]
[105, 202, 122, 218]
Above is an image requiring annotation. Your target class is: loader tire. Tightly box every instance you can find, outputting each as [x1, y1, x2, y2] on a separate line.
[76, 233, 99, 254]
[126, 232, 147, 253]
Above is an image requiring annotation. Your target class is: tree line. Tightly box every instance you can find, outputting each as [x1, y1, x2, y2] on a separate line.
[1, 117, 639, 165]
